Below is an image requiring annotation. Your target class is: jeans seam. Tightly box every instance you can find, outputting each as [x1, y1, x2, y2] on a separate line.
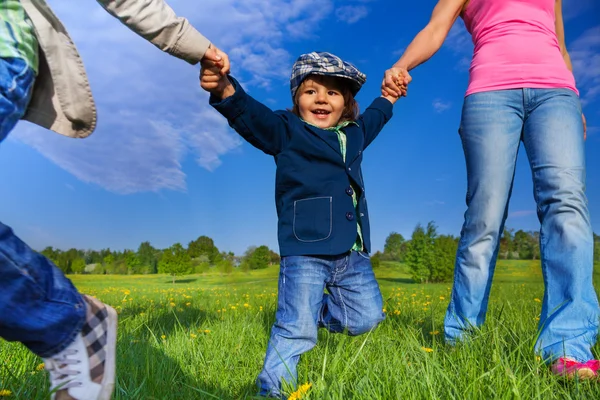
[335, 286, 348, 329]
[280, 258, 287, 321]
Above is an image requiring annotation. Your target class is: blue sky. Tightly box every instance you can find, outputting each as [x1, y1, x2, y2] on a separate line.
[1, 0, 599, 255]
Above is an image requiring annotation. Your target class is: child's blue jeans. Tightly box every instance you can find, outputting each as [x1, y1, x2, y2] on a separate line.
[257, 251, 385, 398]
[445, 88, 599, 363]
[0, 56, 86, 358]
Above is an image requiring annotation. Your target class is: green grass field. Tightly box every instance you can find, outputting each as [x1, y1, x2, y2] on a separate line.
[1, 261, 600, 399]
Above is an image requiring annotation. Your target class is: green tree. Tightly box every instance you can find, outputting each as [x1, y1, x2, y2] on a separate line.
[159, 243, 192, 283]
[218, 258, 234, 275]
[188, 236, 221, 264]
[370, 251, 382, 269]
[124, 250, 141, 274]
[499, 228, 514, 259]
[383, 232, 405, 261]
[103, 254, 115, 274]
[137, 241, 158, 273]
[40, 246, 59, 264]
[191, 254, 211, 274]
[405, 222, 437, 283]
[514, 230, 533, 259]
[242, 245, 272, 270]
[71, 258, 86, 274]
[431, 235, 458, 282]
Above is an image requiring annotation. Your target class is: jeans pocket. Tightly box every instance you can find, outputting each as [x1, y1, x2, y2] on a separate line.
[357, 251, 371, 260]
[293, 196, 332, 242]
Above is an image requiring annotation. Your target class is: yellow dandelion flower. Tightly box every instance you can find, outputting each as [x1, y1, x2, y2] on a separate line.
[0, 389, 12, 397]
[430, 331, 440, 336]
[411, 293, 417, 297]
[534, 298, 541, 303]
[204, 329, 211, 334]
[186, 302, 191, 306]
[161, 335, 166, 340]
[36, 363, 45, 371]
[259, 306, 263, 311]
[244, 303, 250, 308]
[288, 383, 312, 400]
[190, 333, 197, 339]
[169, 302, 176, 307]
[421, 347, 434, 353]
[439, 296, 446, 300]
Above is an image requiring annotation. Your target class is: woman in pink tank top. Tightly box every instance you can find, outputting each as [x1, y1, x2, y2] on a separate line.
[384, 0, 598, 378]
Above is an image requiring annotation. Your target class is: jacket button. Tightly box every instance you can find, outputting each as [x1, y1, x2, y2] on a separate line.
[345, 187, 354, 196]
[346, 212, 354, 221]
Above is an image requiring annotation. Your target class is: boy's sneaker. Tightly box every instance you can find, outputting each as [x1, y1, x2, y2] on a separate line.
[551, 357, 599, 380]
[43, 295, 118, 400]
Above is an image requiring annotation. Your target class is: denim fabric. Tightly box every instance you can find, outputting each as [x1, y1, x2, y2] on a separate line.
[257, 251, 384, 398]
[445, 88, 599, 362]
[0, 57, 86, 357]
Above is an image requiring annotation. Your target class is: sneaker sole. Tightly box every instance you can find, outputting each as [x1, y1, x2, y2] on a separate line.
[99, 304, 118, 400]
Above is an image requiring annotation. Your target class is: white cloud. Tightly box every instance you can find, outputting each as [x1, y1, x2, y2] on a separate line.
[15, 0, 338, 194]
[432, 99, 452, 113]
[569, 26, 600, 105]
[335, 5, 370, 24]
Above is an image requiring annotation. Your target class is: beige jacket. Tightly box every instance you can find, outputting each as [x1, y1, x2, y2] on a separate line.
[20, 0, 211, 138]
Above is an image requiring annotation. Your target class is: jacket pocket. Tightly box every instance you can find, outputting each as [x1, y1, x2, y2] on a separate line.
[293, 196, 332, 242]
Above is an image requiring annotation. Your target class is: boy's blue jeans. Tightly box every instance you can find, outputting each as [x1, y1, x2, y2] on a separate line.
[445, 88, 599, 362]
[0, 57, 86, 358]
[257, 251, 385, 398]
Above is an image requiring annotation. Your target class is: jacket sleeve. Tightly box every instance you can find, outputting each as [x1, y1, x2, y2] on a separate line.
[210, 77, 289, 156]
[96, 0, 211, 64]
[358, 97, 394, 150]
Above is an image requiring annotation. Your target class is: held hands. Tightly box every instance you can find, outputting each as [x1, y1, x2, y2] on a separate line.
[202, 44, 230, 76]
[381, 66, 412, 98]
[200, 46, 234, 100]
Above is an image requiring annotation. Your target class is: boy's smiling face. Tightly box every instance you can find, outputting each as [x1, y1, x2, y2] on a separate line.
[296, 75, 346, 129]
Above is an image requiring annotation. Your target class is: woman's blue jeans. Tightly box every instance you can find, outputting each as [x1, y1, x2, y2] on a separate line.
[445, 88, 599, 363]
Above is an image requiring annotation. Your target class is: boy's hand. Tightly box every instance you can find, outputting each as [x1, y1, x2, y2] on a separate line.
[201, 57, 234, 100]
[381, 66, 411, 98]
[202, 44, 230, 76]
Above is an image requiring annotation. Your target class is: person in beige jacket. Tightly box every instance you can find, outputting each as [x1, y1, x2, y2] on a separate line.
[0, 1, 229, 399]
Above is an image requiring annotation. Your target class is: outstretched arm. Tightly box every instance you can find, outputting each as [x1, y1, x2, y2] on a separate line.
[96, 0, 229, 74]
[382, 0, 467, 97]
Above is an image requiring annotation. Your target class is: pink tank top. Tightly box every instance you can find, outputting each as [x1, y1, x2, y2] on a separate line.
[462, 0, 578, 96]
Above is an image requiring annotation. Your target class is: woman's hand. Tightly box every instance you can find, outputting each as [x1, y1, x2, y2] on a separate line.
[381, 67, 411, 98]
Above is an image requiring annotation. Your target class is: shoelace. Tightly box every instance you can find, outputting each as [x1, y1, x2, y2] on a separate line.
[45, 349, 83, 390]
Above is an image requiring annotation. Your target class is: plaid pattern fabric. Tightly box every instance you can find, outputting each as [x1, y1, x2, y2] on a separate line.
[0, 0, 39, 73]
[82, 296, 109, 384]
[54, 295, 110, 399]
[290, 52, 366, 99]
[326, 121, 364, 251]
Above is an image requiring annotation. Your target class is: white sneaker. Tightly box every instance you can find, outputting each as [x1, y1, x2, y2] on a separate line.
[43, 295, 117, 400]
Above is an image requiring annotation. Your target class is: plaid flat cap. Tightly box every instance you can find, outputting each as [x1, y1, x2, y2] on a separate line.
[290, 51, 367, 99]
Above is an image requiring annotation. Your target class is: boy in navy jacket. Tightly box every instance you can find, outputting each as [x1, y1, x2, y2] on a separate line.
[201, 51, 401, 399]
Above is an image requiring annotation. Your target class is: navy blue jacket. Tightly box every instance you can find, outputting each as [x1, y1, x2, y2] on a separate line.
[210, 77, 393, 256]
